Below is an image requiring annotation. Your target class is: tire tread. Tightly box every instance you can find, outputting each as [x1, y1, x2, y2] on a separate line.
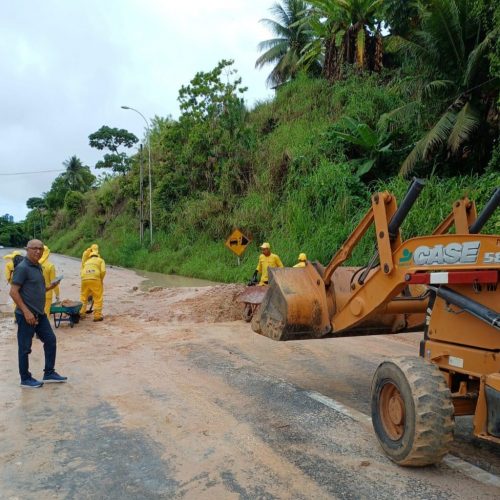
[372, 356, 454, 467]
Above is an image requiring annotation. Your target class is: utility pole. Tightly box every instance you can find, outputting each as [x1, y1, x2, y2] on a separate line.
[139, 144, 144, 244]
[121, 105, 153, 244]
[39, 208, 44, 237]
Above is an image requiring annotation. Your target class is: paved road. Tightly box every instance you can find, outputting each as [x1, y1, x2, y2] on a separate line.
[0, 253, 499, 498]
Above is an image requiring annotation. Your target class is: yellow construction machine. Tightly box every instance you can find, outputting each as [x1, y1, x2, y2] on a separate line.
[252, 179, 500, 466]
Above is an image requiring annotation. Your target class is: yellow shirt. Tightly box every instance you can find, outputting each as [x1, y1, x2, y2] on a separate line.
[256, 253, 284, 285]
[81, 255, 106, 281]
[293, 261, 306, 268]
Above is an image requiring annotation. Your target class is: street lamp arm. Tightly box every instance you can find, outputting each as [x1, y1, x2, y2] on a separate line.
[121, 106, 150, 131]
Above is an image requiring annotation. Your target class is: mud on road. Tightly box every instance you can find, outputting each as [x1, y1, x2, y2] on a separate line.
[0, 253, 499, 499]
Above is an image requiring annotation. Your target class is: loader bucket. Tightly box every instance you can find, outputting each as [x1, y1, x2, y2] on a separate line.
[251, 263, 422, 340]
[252, 263, 331, 341]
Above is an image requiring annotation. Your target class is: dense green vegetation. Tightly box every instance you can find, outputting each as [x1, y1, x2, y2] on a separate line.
[6, 0, 499, 284]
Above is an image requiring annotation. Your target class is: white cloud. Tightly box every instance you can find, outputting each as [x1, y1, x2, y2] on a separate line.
[0, 0, 275, 221]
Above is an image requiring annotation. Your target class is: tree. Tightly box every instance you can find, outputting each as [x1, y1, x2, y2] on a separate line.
[44, 175, 69, 211]
[63, 155, 94, 192]
[89, 126, 139, 174]
[178, 59, 247, 122]
[386, 0, 498, 175]
[381, 0, 423, 37]
[255, 0, 319, 87]
[176, 60, 252, 194]
[26, 197, 46, 210]
[25, 197, 47, 235]
[64, 191, 85, 217]
[0, 218, 28, 246]
[305, 0, 384, 81]
[43, 157, 94, 211]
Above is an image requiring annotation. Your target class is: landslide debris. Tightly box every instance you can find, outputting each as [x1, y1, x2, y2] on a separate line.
[125, 284, 247, 323]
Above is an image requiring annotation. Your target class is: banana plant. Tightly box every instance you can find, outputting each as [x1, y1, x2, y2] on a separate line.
[329, 116, 393, 177]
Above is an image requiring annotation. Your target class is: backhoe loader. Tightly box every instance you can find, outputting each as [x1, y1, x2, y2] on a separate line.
[252, 179, 500, 466]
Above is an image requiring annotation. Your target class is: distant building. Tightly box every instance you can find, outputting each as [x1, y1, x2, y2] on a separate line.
[1, 214, 14, 223]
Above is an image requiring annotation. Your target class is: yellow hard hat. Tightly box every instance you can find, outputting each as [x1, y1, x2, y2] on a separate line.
[298, 253, 307, 261]
[260, 242, 271, 249]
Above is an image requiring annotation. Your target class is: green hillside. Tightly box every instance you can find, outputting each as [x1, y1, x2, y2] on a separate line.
[3, 0, 499, 283]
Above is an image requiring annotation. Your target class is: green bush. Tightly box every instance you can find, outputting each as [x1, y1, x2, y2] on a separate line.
[64, 191, 85, 217]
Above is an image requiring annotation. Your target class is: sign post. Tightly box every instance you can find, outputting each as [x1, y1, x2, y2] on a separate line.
[225, 229, 251, 264]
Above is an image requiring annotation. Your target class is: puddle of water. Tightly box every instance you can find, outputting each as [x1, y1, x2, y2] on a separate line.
[0, 248, 221, 291]
[133, 269, 221, 290]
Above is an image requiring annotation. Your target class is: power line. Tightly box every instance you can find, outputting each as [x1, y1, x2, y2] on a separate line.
[0, 169, 65, 176]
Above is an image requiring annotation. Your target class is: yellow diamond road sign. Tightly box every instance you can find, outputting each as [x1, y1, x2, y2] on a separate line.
[225, 229, 251, 257]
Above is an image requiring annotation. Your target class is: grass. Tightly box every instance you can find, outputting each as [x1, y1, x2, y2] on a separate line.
[46, 170, 499, 285]
[45, 72, 500, 283]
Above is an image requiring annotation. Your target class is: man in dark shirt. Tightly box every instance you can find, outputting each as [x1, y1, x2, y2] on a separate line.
[10, 239, 67, 388]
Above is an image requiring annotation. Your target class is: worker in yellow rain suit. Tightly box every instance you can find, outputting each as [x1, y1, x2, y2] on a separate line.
[39, 246, 60, 316]
[252, 242, 284, 286]
[4, 251, 22, 284]
[293, 253, 307, 268]
[80, 245, 106, 321]
[80, 244, 99, 313]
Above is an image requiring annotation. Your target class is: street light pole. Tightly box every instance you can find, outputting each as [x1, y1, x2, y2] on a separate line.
[121, 105, 153, 244]
[139, 144, 144, 245]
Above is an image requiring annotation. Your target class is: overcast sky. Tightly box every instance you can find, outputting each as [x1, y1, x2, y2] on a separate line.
[0, 0, 275, 221]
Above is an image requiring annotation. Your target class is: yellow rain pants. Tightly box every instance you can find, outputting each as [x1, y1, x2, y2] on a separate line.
[80, 254, 106, 320]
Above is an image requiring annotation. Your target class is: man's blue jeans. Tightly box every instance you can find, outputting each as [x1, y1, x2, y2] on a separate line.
[16, 312, 57, 381]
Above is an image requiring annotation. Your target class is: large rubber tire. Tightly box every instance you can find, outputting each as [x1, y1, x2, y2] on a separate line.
[371, 356, 454, 466]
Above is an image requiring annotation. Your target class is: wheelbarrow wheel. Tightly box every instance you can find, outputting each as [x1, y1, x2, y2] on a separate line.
[242, 303, 253, 322]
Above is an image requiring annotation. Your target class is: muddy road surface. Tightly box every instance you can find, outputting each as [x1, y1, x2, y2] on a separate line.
[0, 252, 499, 499]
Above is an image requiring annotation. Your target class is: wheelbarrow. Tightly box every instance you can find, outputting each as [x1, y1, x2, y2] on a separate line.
[50, 300, 83, 328]
[236, 286, 268, 322]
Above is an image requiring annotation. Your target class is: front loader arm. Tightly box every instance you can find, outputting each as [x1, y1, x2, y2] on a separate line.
[332, 234, 500, 334]
[324, 179, 426, 286]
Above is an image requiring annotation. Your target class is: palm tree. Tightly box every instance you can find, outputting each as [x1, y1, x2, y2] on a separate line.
[255, 0, 319, 87]
[386, 0, 498, 175]
[304, 0, 384, 81]
[63, 155, 87, 192]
